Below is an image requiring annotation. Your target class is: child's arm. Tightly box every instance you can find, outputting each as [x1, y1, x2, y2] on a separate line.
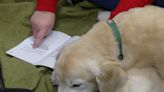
[31, 0, 58, 48]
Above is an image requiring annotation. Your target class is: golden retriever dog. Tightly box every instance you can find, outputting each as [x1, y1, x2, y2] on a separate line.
[52, 5, 164, 92]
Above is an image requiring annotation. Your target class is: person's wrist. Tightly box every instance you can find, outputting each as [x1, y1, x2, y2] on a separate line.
[35, 10, 55, 15]
[34, 10, 56, 21]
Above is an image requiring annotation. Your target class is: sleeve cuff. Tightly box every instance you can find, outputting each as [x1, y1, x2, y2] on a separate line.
[35, 0, 58, 13]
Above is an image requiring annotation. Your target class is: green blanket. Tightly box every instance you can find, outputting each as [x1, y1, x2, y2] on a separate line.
[0, 0, 98, 92]
[55, 0, 99, 35]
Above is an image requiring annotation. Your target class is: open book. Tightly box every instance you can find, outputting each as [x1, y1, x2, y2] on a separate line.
[6, 31, 80, 69]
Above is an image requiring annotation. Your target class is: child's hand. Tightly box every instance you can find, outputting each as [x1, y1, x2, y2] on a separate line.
[30, 11, 55, 48]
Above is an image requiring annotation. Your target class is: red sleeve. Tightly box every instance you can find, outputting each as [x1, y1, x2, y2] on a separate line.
[110, 0, 153, 19]
[35, 0, 58, 13]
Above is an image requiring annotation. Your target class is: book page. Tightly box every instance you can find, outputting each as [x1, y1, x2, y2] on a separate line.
[6, 31, 71, 69]
[35, 36, 81, 69]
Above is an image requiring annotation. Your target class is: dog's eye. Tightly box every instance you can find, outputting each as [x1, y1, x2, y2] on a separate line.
[71, 84, 81, 88]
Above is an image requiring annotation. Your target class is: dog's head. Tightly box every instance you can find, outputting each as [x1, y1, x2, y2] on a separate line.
[52, 39, 126, 92]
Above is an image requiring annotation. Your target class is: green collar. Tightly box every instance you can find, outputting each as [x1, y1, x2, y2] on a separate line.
[107, 20, 124, 60]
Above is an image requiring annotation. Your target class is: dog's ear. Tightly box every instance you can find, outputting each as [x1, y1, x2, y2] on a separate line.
[94, 61, 126, 92]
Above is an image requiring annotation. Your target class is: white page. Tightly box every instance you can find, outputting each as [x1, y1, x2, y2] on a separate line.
[6, 31, 71, 69]
[35, 36, 81, 69]
[35, 49, 60, 69]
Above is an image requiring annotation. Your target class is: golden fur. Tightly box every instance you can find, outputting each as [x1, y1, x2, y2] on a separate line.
[52, 6, 164, 92]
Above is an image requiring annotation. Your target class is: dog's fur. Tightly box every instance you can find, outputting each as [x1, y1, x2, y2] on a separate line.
[52, 6, 164, 92]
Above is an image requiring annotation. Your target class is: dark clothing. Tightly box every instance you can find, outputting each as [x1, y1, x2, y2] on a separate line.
[153, 0, 164, 7]
[88, 0, 120, 11]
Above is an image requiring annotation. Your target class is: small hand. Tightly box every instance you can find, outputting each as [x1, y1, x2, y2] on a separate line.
[31, 11, 55, 48]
